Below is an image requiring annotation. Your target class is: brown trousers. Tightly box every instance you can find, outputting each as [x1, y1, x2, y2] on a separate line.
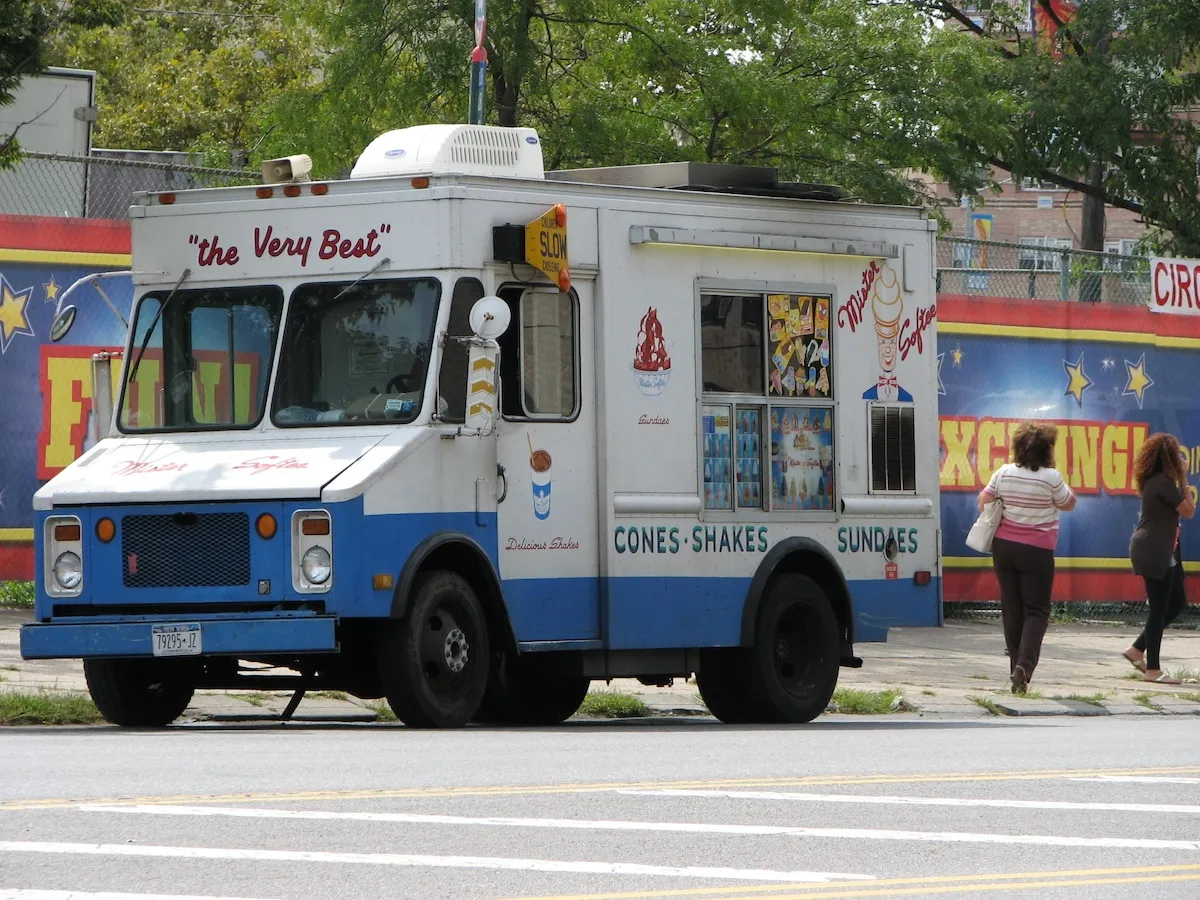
[992, 536, 1055, 677]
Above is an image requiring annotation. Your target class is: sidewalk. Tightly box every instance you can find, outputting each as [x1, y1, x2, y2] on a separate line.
[3, 609, 1199, 720]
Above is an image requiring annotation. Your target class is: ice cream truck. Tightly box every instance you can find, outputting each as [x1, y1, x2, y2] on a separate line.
[22, 124, 942, 728]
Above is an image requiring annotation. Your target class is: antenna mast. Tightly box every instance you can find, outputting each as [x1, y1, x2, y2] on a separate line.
[468, 0, 487, 124]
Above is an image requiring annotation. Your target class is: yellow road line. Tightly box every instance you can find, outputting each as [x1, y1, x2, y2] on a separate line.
[3, 765, 1199, 813]
[504, 863, 1200, 900]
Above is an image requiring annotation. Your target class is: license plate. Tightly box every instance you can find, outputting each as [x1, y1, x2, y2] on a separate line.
[151, 623, 202, 657]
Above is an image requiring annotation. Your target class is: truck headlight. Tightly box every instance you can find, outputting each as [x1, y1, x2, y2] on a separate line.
[53, 551, 83, 590]
[301, 546, 332, 584]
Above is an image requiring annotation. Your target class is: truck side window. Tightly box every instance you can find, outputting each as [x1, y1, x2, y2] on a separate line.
[699, 290, 836, 513]
[869, 404, 916, 492]
[437, 277, 485, 423]
[499, 286, 578, 421]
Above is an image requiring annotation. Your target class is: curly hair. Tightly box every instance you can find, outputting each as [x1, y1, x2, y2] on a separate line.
[1134, 433, 1184, 494]
[1011, 422, 1057, 471]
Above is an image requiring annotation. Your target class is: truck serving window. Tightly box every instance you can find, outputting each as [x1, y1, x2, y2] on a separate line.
[497, 286, 579, 421]
[118, 285, 283, 432]
[700, 291, 835, 513]
[273, 277, 440, 426]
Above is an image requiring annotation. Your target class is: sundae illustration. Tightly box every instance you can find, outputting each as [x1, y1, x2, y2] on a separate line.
[633, 307, 671, 396]
[861, 263, 913, 402]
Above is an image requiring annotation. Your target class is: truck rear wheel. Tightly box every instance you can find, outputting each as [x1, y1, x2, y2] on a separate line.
[476, 653, 590, 725]
[696, 649, 765, 724]
[377, 570, 489, 728]
[747, 573, 840, 723]
[83, 658, 195, 727]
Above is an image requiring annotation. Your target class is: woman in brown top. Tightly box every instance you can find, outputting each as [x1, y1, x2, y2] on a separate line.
[1124, 434, 1195, 684]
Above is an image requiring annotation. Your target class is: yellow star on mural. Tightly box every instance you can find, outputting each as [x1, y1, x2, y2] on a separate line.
[951, 344, 964, 367]
[1063, 352, 1092, 408]
[1123, 354, 1155, 409]
[43, 276, 60, 303]
[0, 276, 35, 353]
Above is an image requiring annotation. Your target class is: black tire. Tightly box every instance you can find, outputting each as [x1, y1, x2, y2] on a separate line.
[746, 573, 840, 723]
[476, 652, 590, 725]
[83, 658, 195, 727]
[377, 570, 489, 728]
[697, 648, 780, 724]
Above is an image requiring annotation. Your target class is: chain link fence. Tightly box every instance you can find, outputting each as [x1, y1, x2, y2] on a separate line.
[945, 600, 1200, 629]
[0, 150, 255, 221]
[937, 237, 1152, 305]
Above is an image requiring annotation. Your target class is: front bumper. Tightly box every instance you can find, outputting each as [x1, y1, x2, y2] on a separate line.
[20, 614, 338, 660]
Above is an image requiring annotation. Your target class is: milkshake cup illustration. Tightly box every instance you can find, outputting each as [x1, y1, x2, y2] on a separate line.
[529, 435, 552, 520]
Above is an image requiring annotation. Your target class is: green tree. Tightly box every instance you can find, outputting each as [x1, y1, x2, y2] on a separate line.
[922, 0, 1200, 254]
[44, 0, 321, 168]
[273, 0, 1009, 206]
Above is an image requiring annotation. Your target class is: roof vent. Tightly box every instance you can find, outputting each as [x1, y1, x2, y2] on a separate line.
[351, 124, 545, 180]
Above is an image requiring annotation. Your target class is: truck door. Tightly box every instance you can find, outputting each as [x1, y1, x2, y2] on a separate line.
[494, 282, 600, 643]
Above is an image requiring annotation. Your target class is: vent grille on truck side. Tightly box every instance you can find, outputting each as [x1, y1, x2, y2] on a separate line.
[448, 128, 523, 168]
[121, 512, 251, 588]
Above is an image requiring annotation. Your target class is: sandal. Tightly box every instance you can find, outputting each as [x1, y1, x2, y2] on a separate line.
[1144, 672, 1182, 684]
[1122, 649, 1147, 673]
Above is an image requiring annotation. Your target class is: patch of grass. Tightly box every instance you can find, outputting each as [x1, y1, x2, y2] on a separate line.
[1123, 670, 1146, 680]
[0, 582, 34, 610]
[970, 696, 1002, 715]
[1007, 688, 1044, 700]
[1176, 693, 1200, 704]
[310, 690, 349, 702]
[1053, 693, 1108, 707]
[1170, 666, 1200, 683]
[231, 692, 271, 708]
[0, 665, 18, 672]
[0, 691, 102, 725]
[1049, 603, 1081, 624]
[360, 699, 398, 722]
[921, 689, 936, 696]
[968, 674, 991, 681]
[831, 688, 910, 715]
[578, 691, 651, 719]
[1133, 693, 1162, 711]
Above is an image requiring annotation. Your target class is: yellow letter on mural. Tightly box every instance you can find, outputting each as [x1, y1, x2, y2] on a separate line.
[940, 419, 977, 488]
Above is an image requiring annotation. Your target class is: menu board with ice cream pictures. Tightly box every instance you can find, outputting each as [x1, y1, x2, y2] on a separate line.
[701, 404, 733, 510]
[770, 407, 835, 511]
[767, 294, 832, 399]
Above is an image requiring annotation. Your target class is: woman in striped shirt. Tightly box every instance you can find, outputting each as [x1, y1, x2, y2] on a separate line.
[977, 422, 1077, 694]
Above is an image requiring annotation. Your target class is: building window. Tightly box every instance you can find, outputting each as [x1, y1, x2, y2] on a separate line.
[699, 290, 835, 513]
[1017, 237, 1071, 272]
[869, 404, 916, 493]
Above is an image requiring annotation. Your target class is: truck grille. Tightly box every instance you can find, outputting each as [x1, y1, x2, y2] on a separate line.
[121, 512, 251, 588]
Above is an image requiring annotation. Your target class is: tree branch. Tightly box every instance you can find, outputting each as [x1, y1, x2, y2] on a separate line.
[935, 2, 1019, 59]
[1034, 0, 1086, 59]
[986, 155, 1146, 217]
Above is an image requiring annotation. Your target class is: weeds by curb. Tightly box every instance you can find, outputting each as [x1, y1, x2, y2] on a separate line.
[0, 690, 102, 725]
[970, 696, 1003, 715]
[357, 699, 398, 722]
[830, 688, 914, 714]
[578, 691, 650, 718]
[0, 582, 34, 610]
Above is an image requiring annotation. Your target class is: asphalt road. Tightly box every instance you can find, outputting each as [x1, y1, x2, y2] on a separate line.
[1, 716, 1198, 900]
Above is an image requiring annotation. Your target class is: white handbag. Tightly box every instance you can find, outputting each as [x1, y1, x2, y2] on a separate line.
[965, 467, 1005, 554]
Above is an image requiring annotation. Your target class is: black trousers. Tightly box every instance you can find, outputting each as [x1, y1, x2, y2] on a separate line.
[992, 537, 1055, 677]
[1135, 561, 1187, 671]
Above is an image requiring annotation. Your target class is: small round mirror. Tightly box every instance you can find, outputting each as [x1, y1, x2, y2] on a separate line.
[468, 296, 511, 340]
[50, 305, 78, 343]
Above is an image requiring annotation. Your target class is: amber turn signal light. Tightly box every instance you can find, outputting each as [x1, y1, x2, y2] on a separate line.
[256, 513, 278, 539]
[411, 177, 430, 189]
[54, 523, 81, 542]
[373, 574, 394, 591]
[301, 518, 330, 536]
[95, 518, 116, 543]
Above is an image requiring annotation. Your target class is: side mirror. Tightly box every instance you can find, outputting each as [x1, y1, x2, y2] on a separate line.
[469, 295, 511, 340]
[463, 296, 510, 433]
[50, 305, 78, 342]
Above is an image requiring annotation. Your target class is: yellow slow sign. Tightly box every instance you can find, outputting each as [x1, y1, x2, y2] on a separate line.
[524, 204, 571, 291]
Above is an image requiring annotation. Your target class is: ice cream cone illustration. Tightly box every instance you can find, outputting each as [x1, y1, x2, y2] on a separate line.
[862, 263, 913, 402]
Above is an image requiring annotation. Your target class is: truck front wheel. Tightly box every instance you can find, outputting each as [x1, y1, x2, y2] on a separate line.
[377, 570, 490, 728]
[83, 658, 196, 727]
[476, 651, 590, 725]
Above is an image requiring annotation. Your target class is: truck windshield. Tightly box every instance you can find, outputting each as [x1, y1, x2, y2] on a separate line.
[273, 277, 440, 426]
[118, 285, 283, 432]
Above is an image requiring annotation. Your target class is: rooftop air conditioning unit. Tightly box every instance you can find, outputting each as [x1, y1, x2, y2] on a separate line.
[350, 124, 545, 180]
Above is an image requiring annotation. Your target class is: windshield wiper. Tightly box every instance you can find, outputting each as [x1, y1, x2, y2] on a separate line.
[332, 258, 391, 302]
[127, 268, 191, 386]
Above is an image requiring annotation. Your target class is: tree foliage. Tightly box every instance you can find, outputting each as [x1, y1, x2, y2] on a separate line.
[272, 0, 1010, 206]
[44, 0, 321, 166]
[923, 0, 1200, 254]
